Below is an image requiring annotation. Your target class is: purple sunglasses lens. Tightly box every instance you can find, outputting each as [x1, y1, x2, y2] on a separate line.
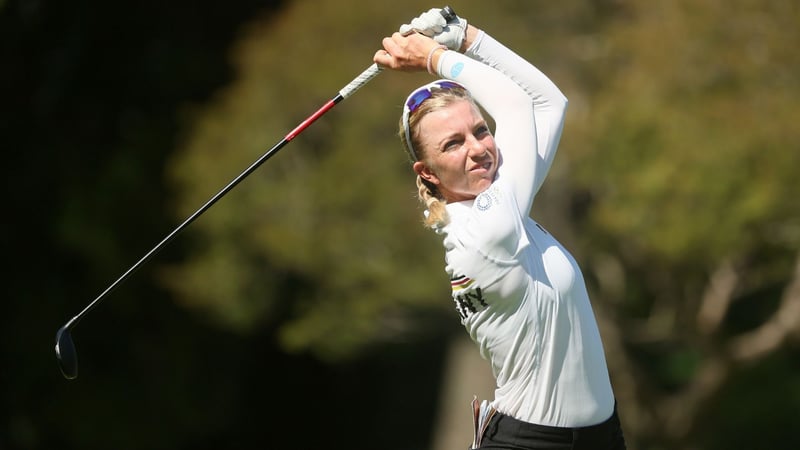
[406, 90, 432, 112]
[405, 81, 462, 113]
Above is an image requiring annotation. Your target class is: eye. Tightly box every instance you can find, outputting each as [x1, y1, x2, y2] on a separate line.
[443, 139, 462, 151]
[475, 124, 490, 137]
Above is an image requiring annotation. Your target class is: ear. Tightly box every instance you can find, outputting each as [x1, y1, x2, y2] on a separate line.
[413, 161, 440, 185]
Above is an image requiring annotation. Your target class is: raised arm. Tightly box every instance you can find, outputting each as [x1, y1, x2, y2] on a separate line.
[374, 13, 567, 215]
[465, 30, 568, 207]
[434, 48, 540, 213]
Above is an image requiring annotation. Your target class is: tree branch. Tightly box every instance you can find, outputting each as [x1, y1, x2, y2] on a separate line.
[696, 259, 739, 335]
[728, 253, 800, 362]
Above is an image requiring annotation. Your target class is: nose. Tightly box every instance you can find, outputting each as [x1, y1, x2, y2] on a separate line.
[466, 136, 488, 159]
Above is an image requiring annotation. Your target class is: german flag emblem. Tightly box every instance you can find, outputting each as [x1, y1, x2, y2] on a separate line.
[451, 275, 475, 292]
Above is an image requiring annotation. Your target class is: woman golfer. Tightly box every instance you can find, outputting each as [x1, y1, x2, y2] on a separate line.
[374, 8, 626, 450]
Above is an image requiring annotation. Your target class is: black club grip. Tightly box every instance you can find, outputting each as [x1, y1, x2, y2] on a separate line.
[440, 6, 457, 22]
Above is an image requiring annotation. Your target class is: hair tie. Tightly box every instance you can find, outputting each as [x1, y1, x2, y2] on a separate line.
[426, 45, 447, 75]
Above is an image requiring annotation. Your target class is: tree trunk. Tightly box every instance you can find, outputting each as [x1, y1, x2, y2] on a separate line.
[431, 334, 496, 450]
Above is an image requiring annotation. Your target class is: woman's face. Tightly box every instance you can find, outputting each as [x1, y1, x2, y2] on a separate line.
[412, 100, 498, 202]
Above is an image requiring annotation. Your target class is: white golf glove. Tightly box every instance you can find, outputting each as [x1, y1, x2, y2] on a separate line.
[399, 7, 468, 51]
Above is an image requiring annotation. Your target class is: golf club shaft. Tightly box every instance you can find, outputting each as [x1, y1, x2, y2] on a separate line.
[62, 63, 383, 331]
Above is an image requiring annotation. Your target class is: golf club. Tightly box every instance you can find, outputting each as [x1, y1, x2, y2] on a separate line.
[55, 6, 458, 380]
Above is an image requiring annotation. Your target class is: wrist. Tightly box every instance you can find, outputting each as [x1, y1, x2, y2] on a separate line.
[460, 25, 480, 52]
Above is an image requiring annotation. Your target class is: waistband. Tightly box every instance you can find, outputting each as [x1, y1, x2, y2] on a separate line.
[474, 403, 624, 449]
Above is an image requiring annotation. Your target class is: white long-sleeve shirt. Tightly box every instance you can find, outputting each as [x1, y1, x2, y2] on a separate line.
[434, 31, 615, 428]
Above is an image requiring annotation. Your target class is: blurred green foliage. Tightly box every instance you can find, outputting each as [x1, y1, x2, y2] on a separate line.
[4, 0, 799, 449]
[163, 0, 800, 447]
[167, 0, 799, 354]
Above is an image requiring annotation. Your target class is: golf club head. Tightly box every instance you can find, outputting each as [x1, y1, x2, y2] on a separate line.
[55, 326, 78, 380]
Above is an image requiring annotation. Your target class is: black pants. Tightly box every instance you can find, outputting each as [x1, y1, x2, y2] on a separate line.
[476, 408, 626, 450]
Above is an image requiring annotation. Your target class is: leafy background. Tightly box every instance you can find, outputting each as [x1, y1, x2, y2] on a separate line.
[3, 0, 798, 449]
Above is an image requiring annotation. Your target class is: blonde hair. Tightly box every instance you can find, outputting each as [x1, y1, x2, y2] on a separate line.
[399, 84, 474, 230]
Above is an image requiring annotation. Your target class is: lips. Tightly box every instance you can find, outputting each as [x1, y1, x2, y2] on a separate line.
[469, 160, 493, 172]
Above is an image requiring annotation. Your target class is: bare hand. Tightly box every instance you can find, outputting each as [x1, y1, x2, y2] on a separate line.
[373, 32, 440, 72]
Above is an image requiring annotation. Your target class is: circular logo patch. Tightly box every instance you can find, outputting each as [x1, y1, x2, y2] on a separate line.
[450, 62, 464, 78]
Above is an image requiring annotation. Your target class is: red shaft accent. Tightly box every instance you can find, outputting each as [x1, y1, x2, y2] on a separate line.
[285, 98, 339, 141]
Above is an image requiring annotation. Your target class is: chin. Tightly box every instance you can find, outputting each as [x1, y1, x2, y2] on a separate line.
[474, 179, 493, 194]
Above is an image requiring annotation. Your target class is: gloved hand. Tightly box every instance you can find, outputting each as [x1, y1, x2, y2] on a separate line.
[399, 7, 468, 51]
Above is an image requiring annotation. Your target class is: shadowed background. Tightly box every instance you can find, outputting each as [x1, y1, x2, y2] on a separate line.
[3, 1, 799, 449]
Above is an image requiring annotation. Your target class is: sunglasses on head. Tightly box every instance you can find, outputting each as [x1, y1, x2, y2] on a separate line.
[402, 80, 465, 161]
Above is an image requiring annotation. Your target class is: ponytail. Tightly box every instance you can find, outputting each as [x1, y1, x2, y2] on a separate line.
[416, 175, 449, 230]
